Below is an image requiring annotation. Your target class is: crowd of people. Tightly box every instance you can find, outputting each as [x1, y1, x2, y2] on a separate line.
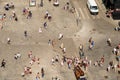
[0, 0, 120, 80]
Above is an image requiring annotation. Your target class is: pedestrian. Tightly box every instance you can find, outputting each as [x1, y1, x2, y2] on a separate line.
[29, 60, 34, 65]
[36, 72, 40, 80]
[79, 44, 83, 52]
[12, 11, 16, 18]
[63, 55, 66, 63]
[94, 61, 98, 67]
[114, 64, 117, 72]
[14, 16, 18, 21]
[38, 27, 42, 33]
[100, 55, 104, 63]
[107, 38, 112, 46]
[48, 39, 51, 45]
[107, 65, 110, 72]
[91, 41, 94, 47]
[40, 0, 43, 7]
[61, 60, 64, 66]
[67, 59, 72, 69]
[23, 8, 26, 15]
[27, 11, 32, 19]
[89, 60, 92, 66]
[28, 51, 32, 58]
[52, 39, 55, 47]
[37, 58, 40, 65]
[14, 52, 21, 60]
[99, 60, 103, 67]
[89, 44, 93, 50]
[41, 67, 44, 78]
[62, 47, 66, 53]
[10, 2, 14, 9]
[116, 50, 119, 55]
[113, 48, 117, 54]
[43, 22, 47, 29]
[45, 10, 49, 16]
[88, 37, 92, 43]
[51, 58, 55, 65]
[21, 72, 25, 77]
[55, 55, 59, 62]
[44, 10, 48, 19]
[58, 33, 63, 40]
[4, 3, 10, 11]
[24, 30, 27, 37]
[1, 59, 6, 68]
[48, 14, 52, 21]
[3, 13, 6, 19]
[85, 63, 88, 71]
[14, 54, 18, 60]
[79, 51, 84, 59]
[109, 61, 114, 67]
[7, 37, 11, 44]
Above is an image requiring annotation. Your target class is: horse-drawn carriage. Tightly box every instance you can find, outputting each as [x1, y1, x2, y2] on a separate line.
[74, 66, 86, 80]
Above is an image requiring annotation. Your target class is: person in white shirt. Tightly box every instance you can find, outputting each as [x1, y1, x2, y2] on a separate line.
[39, 27, 42, 33]
[62, 47, 66, 53]
[7, 38, 11, 44]
[107, 65, 110, 72]
[58, 33, 63, 40]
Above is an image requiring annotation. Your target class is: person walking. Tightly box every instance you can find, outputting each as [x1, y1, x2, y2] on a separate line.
[91, 41, 95, 47]
[38, 27, 42, 33]
[89, 43, 93, 50]
[1, 59, 6, 68]
[14, 16, 18, 21]
[43, 22, 47, 29]
[107, 38, 112, 46]
[24, 30, 27, 37]
[27, 11, 32, 19]
[88, 37, 92, 43]
[79, 44, 83, 52]
[41, 67, 44, 78]
[28, 51, 32, 58]
[58, 33, 63, 40]
[48, 39, 51, 45]
[89, 40, 94, 50]
[51, 58, 55, 65]
[62, 47, 66, 54]
[107, 65, 110, 72]
[113, 48, 117, 54]
[7, 38, 11, 44]
[114, 64, 117, 72]
[36, 72, 40, 80]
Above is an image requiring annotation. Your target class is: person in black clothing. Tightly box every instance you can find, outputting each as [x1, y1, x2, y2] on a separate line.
[1, 59, 6, 68]
[27, 11, 32, 19]
[4, 4, 10, 11]
[43, 22, 47, 29]
[15, 17, 18, 21]
[24, 31, 27, 37]
[41, 67, 44, 78]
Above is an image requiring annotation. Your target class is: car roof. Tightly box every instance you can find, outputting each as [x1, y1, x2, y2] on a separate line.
[88, 0, 97, 6]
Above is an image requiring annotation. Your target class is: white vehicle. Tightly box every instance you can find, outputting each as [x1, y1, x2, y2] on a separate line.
[87, 0, 99, 14]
